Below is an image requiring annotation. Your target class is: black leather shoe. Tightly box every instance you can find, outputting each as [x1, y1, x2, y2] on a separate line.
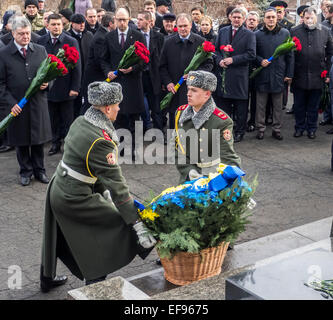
[319, 119, 332, 126]
[286, 109, 294, 114]
[40, 275, 68, 293]
[48, 145, 60, 156]
[256, 132, 264, 140]
[234, 134, 243, 143]
[307, 132, 316, 139]
[272, 131, 283, 140]
[294, 131, 303, 138]
[35, 173, 49, 184]
[247, 124, 255, 132]
[20, 176, 31, 186]
[155, 258, 162, 266]
[326, 128, 333, 134]
[0, 145, 14, 153]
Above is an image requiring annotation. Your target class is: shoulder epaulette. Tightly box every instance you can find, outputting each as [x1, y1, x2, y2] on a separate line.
[177, 104, 189, 111]
[102, 130, 113, 142]
[213, 108, 229, 120]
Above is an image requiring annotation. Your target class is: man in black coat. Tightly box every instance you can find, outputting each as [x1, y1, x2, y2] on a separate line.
[67, 14, 93, 119]
[37, 13, 82, 155]
[159, 13, 213, 129]
[0, 16, 52, 186]
[137, 11, 164, 131]
[254, 8, 293, 141]
[100, 8, 147, 158]
[37, 11, 54, 36]
[155, 0, 169, 30]
[82, 13, 116, 114]
[291, 7, 333, 139]
[85, 8, 100, 35]
[190, 6, 204, 34]
[215, 8, 256, 142]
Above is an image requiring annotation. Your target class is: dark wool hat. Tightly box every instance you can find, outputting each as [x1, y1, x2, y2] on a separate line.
[156, 0, 169, 7]
[59, 8, 73, 21]
[2, 10, 15, 27]
[70, 13, 86, 24]
[88, 82, 123, 106]
[163, 13, 176, 21]
[186, 71, 217, 92]
[24, 0, 39, 8]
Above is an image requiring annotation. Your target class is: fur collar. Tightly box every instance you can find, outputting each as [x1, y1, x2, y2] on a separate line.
[84, 107, 119, 145]
[179, 97, 216, 129]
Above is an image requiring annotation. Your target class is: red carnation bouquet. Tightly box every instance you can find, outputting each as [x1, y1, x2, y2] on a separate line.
[250, 36, 302, 79]
[160, 40, 215, 110]
[0, 45, 80, 137]
[319, 70, 330, 114]
[106, 41, 150, 81]
[219, 44, 234, 94]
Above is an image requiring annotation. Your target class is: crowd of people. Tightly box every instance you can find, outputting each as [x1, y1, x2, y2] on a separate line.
[0, 0, 333, 187]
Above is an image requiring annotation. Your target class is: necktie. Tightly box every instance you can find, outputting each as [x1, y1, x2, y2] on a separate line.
[232, 28, 237, 40]
[120, 33, 125, 48]
[21, 47, 27, 58]
[52, 38, 58, 45]
[144, 33, 149, 50]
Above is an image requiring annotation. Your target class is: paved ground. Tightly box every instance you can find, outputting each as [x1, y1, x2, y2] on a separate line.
[1, 100, 333, 300]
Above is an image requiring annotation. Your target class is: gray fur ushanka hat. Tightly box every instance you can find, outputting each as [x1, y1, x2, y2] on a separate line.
[186, 70, 217, 92]
[88, 81, 123, 106]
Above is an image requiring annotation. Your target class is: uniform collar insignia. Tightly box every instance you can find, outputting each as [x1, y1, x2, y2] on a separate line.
[179, 97, 216, 130]
[84, 107, 119, 145]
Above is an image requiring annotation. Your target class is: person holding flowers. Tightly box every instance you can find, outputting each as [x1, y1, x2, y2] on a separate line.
[101, 7, 147, 160]
[0, 16, 52, 186]
[254, 7, 294, 141]
[215, 7, 256, 143]
[159, 13, 213, 129]
[290, 7, 333, 139]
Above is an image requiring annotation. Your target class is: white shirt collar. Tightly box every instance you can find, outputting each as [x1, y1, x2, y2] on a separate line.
[14, 40, 28, 52]
[117, 28, 129, 37]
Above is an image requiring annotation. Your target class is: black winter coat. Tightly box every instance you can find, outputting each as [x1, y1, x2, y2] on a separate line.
[100, 28, 147, 115]
[0, 41, 52, 146]
[159, 32, 213, 112]
[215, 25, 256, 99]
[254, 26, 294, 93]
[199, 29, 217, 44]
[290, 23, 333, 90]
[37, 32, 82, 101]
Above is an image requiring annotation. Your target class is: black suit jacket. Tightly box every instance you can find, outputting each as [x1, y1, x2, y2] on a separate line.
[37, 27, 48, 36]
[37, 32, 82, 102]
[0, 31, 40, 45]
[85, 21, 100, 35]
[101, 28, 146, 114]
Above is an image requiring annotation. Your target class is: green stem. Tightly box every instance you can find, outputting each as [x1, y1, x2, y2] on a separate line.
[0, 113, 15, 137]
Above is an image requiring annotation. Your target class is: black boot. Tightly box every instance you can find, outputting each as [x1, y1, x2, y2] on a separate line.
[40, 265, 68, 293]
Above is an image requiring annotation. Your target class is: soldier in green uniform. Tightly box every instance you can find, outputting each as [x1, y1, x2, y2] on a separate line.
[24, 0, 44, 32]
[270, 1, 294, 31]
[40, 81, 156, 292]
[174, 70, 241, 184]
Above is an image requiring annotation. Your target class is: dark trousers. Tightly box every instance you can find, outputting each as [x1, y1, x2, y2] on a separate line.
[142, 72, 163, 131]
[248, 80, 256, 126]
[48, 100, 74, 147]
[217, 97, 248, 136]
[16, 144, 45, 178]
[293, 88, 321, 134]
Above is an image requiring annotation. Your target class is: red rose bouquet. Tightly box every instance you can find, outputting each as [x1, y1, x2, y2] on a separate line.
[319, 70, 330, 114]
[160, 40, 215, 110]
[0, 45, 80, 137]
[106, 41, 150, 82]
[250, 36, 302, 79]
[219, 44, 234, 94]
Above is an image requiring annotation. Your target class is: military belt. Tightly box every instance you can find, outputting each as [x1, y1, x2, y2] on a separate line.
[196, 158, 220, 169]
[60, 160, 97, 184]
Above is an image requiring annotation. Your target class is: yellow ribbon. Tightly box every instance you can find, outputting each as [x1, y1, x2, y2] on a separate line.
[174, 110, 185, 155]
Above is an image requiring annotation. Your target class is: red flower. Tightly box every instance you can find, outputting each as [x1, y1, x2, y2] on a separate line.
[321, 70, 328, 79]
[173, 27, 178, 32]
[292, 37, 302, 52]
[220, 44, 234, 52]
[63, 45, 79, 64]
[202, 41, 215, 53]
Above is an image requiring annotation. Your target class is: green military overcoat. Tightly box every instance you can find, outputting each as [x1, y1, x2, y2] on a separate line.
[175, 97, 241, 183]
[41, 107, 147, 281]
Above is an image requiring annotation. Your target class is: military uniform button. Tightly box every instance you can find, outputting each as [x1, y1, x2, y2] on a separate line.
[61, 170, 67, 177]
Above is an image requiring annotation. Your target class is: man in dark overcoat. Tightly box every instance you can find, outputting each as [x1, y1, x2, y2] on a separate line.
[0, 16, 52, 186]
[82, 13, 116, 114]
[38, 13, 82, 155]
[215, 7, 256, 143]
[290, 7, 333, 139]
[40, 81, 155, 292]
[67, 13, 93, 119]
[100, 7, 147, 158]
[159, 13, 213, 129]
[254, 8, 293, 140]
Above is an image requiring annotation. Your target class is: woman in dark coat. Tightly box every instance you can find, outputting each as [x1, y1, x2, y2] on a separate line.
[198, 15, 217, 44]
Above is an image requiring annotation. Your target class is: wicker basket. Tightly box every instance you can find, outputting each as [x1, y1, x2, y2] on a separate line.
[158, 241, 230, 286]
